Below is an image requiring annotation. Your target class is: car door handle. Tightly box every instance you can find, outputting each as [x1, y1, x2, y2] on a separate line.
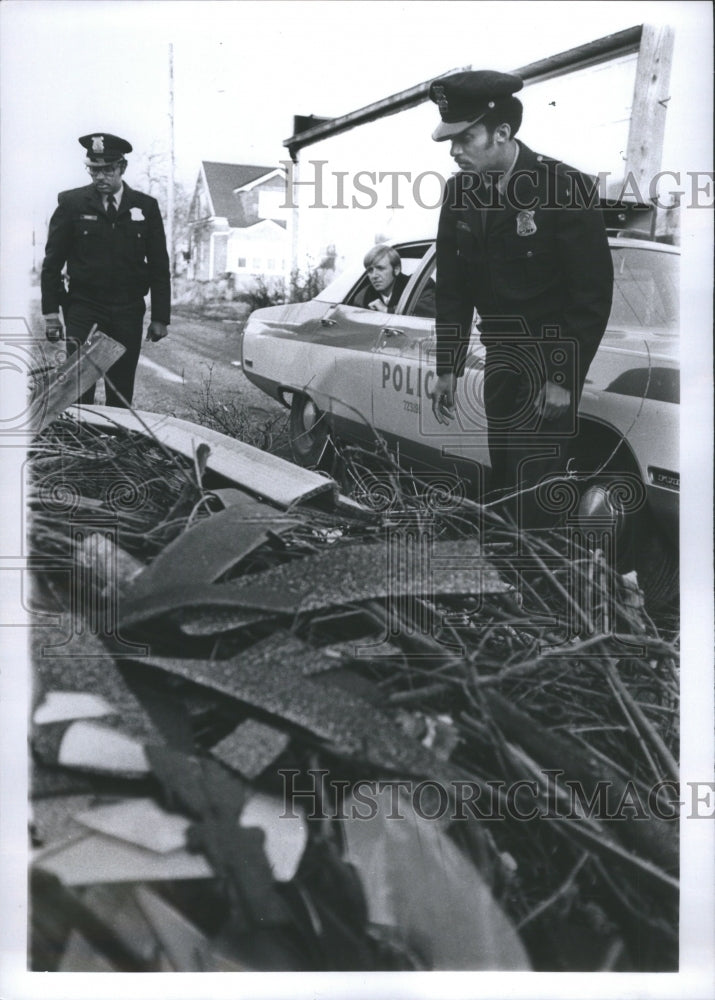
[382, 327, 405, 338]
[321, 317, 337, 327]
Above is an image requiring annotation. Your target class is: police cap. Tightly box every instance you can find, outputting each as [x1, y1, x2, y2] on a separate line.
[429, 71, 523, 141]
[79, 133, 133, 165]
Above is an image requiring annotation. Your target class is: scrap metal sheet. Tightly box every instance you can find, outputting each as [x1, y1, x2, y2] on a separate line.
[72, 406, 336, 508]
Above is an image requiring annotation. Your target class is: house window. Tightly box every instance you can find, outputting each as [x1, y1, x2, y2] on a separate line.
[266, 259, 275, 271]
[237, 257, 247, 268]
[252, 258, 261, 269]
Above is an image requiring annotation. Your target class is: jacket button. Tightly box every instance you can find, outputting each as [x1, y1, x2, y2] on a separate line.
[526, 250, 534, 258]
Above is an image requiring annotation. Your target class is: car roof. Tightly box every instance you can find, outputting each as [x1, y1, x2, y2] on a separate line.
[607, 236, 680, 254]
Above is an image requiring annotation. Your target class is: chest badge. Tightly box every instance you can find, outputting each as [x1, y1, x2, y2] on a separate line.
[516, 210, 537, 236]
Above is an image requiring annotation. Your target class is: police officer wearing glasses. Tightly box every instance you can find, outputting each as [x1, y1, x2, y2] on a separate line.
[41, 133, 170, 407]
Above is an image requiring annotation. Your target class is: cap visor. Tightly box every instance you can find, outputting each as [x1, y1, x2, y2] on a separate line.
[431, 113, 485, 142]
[85, 157, 122, 166]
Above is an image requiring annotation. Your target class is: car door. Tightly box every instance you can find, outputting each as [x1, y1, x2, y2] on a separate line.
[370, 245, 492, 482]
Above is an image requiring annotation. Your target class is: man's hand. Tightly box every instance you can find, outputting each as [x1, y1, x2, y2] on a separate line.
[432, 372, 456, 424]
[44, 313, 64, 342]
[536, 380, 571, 421]
[146, 321, 168, 342]
[368, 299, 388, 312]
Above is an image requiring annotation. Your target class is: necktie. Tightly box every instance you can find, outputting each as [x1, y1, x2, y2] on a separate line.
[106, 195, 117, 222]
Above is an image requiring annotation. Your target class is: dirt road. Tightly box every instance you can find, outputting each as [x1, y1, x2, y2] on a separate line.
[128, 309, 284, 425]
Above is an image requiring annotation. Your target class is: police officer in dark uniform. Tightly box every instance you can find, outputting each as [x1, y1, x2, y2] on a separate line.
[429, 71, 613, 526]
[41, 133, 170, 407]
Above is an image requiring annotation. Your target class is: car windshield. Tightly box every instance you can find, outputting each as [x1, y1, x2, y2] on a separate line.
[609, 246, 679, 331]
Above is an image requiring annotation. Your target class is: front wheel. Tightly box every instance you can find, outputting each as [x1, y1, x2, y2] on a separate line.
[576, 478, 678, 611]
[289, 393, 330, 468]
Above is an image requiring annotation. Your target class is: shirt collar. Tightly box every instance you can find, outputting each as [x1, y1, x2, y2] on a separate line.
[105, 183, 124, 208]
[496, 143, 520, 193]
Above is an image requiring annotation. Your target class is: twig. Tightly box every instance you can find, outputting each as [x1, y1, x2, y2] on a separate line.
[604, 660, 679, 782]
[516, 851, 589, 929]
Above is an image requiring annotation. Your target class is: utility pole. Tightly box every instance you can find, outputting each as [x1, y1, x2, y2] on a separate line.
[167, 42, 175, 275]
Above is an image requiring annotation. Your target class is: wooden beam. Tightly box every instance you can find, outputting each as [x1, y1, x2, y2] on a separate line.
[624, 24, 675, 197]
[283, 25, 644, 155]
[30, 328, 125, 434]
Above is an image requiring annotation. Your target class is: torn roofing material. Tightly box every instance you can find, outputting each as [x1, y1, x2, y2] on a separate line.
[117, 537, 507, 630]
[127, 632, 459, 781]
[128, 492, 300, 596]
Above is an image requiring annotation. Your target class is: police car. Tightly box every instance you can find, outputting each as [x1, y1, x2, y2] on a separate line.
[241, 235, 679, 603]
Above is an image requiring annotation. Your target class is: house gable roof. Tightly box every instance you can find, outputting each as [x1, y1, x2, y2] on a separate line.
[200, 161, 282, 226]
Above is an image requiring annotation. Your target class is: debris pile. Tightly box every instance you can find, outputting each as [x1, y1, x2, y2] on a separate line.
[28, 415, 679, 971]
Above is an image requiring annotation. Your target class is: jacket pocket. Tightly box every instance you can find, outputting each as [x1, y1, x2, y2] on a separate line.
[73, 219, 102, 240]
[492, 232, 558, 299]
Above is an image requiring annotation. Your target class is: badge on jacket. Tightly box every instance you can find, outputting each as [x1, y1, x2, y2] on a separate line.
[130, 207, 145, 222]
[516, 210, 537, 236]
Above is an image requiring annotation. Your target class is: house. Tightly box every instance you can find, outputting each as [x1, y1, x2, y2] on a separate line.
[187, 161, 289, 282]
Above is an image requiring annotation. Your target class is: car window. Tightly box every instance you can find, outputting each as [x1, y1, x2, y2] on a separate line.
[344, 242, 433, 309]
[405, 254, 482, 337]
[404, 254, 438, 319]
[610, 246, 679, 331]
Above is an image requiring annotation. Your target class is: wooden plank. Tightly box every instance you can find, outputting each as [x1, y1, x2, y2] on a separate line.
[624, 24, 675, 199]
[31, 329, 125, 434]
[71, 405, 337, 508]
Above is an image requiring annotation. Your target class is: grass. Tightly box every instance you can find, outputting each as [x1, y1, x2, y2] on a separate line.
[186, 366, 290, 455]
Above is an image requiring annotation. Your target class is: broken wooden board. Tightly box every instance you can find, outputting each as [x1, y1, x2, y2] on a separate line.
[118, 537, 507, 632]
[70, 405, 337, 508]
[31, 330, 125, 434]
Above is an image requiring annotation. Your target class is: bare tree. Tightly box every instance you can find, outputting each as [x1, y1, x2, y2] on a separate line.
[132, 147, 191, 274]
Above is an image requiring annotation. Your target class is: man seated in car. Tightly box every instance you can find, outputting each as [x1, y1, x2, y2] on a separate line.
[355, 244, 409, 313]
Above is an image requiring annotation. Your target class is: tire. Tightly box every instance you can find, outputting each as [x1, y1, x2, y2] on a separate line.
[289, 393, 330, 468]
[631, 513, 679, 611]
[574, 459, 679, 610]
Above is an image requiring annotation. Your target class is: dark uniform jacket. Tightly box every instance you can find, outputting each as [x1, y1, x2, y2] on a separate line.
[435, 141, 613, 392]
[41, 183, 170, 324]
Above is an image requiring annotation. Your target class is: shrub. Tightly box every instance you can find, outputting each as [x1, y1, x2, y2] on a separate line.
[187, 366, 289, 454]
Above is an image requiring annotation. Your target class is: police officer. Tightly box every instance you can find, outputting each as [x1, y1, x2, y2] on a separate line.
[429, 71, 613, 526]
[41, 133, 170, 407]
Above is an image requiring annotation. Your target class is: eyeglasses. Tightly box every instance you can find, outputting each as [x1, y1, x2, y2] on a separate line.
[86, 164, 121, 176]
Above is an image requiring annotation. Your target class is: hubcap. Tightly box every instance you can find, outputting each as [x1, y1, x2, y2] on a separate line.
[578, 484, 625, 536]
[302, 400, 318, 433]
